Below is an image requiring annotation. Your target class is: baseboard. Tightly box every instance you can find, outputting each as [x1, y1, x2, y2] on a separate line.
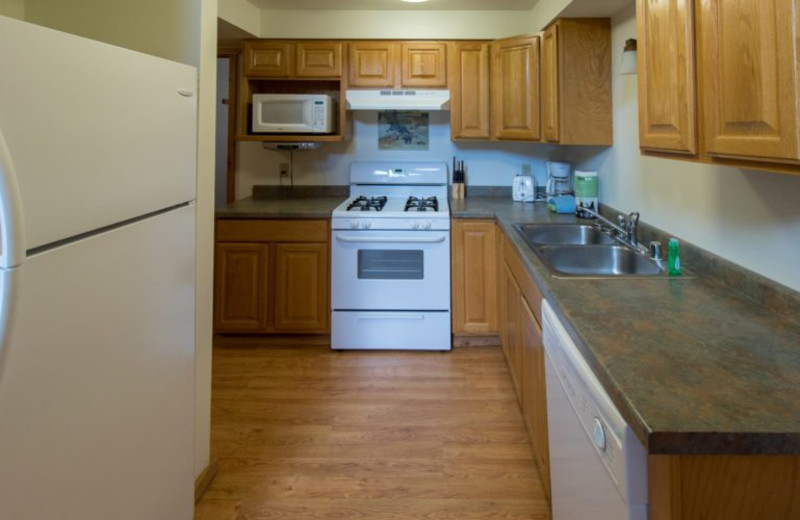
[213, 334, 330, 348]
[452, 334, 502, 347]
[194, 458, 218, 503]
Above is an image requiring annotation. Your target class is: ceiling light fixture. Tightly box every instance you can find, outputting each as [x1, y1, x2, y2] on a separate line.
[402, 0, 429, 3]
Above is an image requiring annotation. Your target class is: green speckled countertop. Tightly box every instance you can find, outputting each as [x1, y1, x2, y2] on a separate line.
[454, 197, 800, 455]
[217, 194, 800, 455]
[216, 196, 344, 219]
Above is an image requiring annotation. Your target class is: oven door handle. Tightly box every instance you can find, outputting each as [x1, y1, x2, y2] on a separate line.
[335, 235, 447, 244]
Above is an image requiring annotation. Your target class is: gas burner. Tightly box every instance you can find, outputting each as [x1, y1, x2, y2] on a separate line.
[405, 196, 439, 212]
[347, 196, 387, 212]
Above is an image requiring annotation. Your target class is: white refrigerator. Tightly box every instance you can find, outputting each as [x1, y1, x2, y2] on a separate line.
[0, 15, 197, 519]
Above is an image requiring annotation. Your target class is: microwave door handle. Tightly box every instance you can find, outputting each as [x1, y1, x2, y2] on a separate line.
[335, 235, 447, 244]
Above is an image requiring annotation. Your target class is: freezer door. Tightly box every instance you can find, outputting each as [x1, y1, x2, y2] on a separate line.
[0, 205, 195, 520]
[0, 16, 197, 250]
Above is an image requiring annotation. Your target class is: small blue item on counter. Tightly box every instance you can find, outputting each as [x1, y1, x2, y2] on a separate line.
[668, 237, 682, 276]
[547, 195, 576, 214]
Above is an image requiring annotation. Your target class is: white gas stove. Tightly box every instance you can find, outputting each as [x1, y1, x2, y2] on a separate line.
[331, 162, 451, 351]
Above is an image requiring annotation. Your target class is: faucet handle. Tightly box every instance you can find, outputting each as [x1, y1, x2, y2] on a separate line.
[617, 214, 627, 227]
[649, 241, 662, 260]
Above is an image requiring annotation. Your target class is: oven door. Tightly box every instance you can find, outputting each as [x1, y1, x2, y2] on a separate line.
[331, 230, 450, 310]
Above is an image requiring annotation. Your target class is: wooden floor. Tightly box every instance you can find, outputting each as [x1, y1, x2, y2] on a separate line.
[194, 343, 551, 520]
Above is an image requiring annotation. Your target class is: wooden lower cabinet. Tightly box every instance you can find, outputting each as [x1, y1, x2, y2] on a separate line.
[520, 296, 550, 499]
[451, 220, 498, 337]
[502, 264, 523, 399]
[273, 243, 328, 332]
[214, 243, 270, 331]
[214, 219, 329, 334]
[649, 454, 800, 520]
[500, 230, 550, 505]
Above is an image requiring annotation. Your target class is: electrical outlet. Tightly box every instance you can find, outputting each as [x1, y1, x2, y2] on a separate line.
[279, 163, 290, 177]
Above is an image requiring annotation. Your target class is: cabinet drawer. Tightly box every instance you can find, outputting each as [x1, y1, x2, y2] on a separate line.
[216, 219, 329, 243]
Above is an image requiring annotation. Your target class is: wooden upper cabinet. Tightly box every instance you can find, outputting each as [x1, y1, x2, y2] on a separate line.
[541, 24, 560, 142]
[245, 41, 293, 78]
[244, 40, 342, 78]
[451, 220, 498, 335]
[491, 35, 541, 140]
[540, 19, 612, 145]
[296, 42, 343, 78]
[697, 0, 800, 162]
[637, 0, 697, 155]
[449, 41, 491, 139]
[349, 41, 398, 87]
[401, 42, 447, 87]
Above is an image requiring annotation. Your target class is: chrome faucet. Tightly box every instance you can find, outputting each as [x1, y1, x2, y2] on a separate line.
[620, 212, 640, 247]
[581, 206, 645, 253]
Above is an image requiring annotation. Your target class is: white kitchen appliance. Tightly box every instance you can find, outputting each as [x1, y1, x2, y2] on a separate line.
[252, 93, 334, 134]
[512, 173, 535, 202]
[542, 300, 648, 520]
[0, 15, 196, 520]
[331, 162, 451, 351]
[546, 161, 573, 198]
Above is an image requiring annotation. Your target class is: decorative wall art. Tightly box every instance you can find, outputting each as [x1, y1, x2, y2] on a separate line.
[378, 111, 429, 150]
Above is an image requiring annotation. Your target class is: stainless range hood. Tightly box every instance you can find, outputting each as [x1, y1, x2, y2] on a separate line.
[346, 89, 450, 111]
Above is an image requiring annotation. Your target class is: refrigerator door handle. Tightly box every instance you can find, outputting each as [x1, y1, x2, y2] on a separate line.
[0, 267, 20, 382]
[0, 126, 26, 268]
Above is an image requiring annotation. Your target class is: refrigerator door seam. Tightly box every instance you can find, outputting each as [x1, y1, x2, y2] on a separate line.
[26, 201, 194, 257]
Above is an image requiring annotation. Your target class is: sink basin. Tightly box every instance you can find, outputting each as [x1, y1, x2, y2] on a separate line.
[536, 245, 665, 277]
[514, 223, 616, 246]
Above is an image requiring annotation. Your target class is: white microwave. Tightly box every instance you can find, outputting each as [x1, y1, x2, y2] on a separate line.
[251, 93, 334, 134]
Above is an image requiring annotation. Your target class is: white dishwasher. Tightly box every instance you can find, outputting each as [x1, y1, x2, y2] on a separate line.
[542, 300, 648, 520]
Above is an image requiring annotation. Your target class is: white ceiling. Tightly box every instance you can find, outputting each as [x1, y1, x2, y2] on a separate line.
[248, 0, 539, 10]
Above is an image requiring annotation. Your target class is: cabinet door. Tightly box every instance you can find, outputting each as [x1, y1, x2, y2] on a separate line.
[244, 41, 293, 78]
[214, 243, 269, 332]
[451, 220, 498, 335]
[502, 265, 523, 400]
[273, 243, 329, 333]
[401, 42, 447, 87]
[349, 42, 398, 87]
[637, 0, 697, 154]
[296, 42, 342, 78]
[697, 0, 800, 161]
[521, 297, 550, 501]
[541, 24, 560, 142]
[450, 42, 491, 139]
[491, 35, 541, 140]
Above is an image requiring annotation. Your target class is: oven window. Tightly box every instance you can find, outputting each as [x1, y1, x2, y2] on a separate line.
[358, 250, 424, 280]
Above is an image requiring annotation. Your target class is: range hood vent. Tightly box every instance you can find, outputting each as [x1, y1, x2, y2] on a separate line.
[346, 89, 450, 111]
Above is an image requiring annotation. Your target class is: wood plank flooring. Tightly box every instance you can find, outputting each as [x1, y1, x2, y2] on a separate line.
[194, 344, 551, 520]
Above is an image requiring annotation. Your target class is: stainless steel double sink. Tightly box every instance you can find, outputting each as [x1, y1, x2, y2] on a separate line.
[513, 223, 666, 278]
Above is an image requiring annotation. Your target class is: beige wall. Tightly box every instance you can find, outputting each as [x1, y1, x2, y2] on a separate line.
[0, 0, 24, 19]
[259, 9, 533, 39]
[219, 0, 260, 38]
[573, 2, 800, 292]
[24, 0, 200, 66]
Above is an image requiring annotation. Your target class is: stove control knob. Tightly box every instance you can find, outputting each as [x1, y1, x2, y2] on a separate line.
[363, 220, 372, 229]
[412, 221, 421, 230]
[423, 220, 433, 230]
[350, 220, 360, 229]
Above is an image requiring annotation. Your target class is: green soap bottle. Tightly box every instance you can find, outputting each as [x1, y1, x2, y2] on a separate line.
[668, 238, 682, 276]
